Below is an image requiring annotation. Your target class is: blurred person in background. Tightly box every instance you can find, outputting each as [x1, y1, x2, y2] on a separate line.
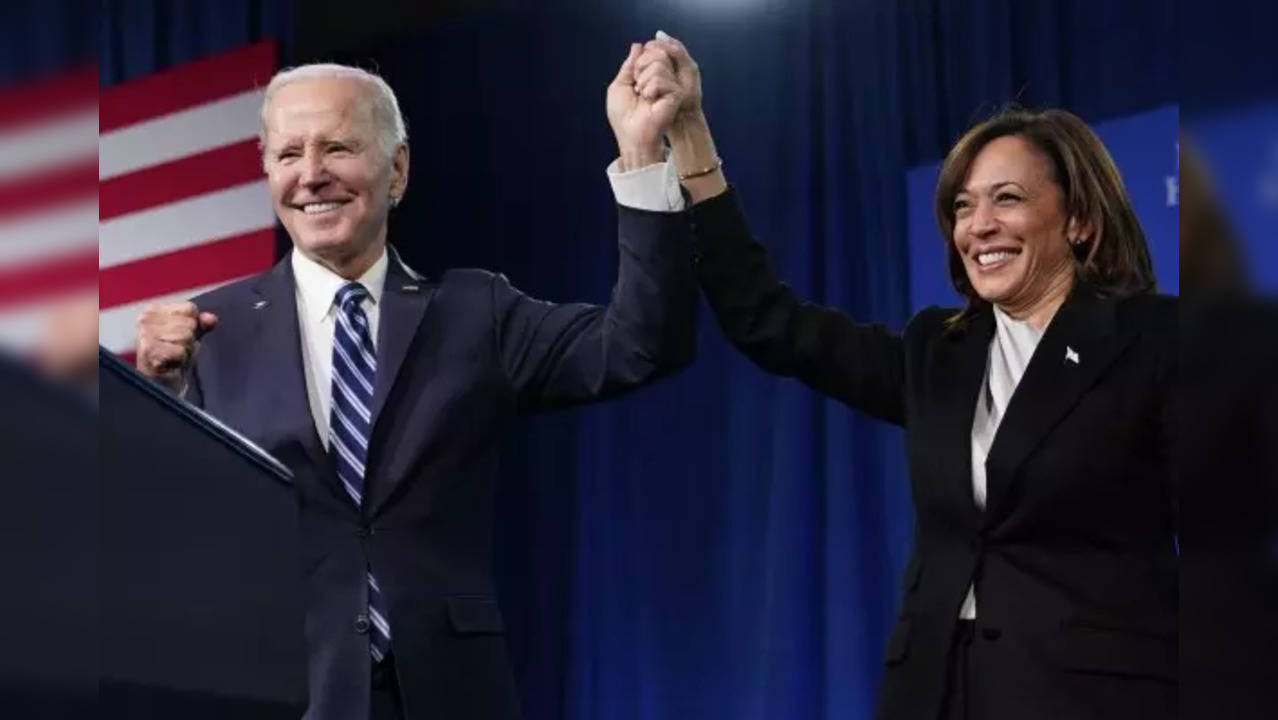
[1179, 138, 1249, 296]
[1178, 135, 1278, 719]
[634, 32, 1177, 720]
[28, 293, 98, 398]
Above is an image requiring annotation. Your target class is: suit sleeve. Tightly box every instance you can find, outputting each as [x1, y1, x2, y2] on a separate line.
[689, 186, 906, 426]
[494, 204, 699, 412]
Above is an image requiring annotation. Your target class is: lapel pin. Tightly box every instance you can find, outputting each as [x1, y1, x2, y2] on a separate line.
[402, 284, 419, 292]
[1065, 346, 1080, 365]
[253, 300, 269, 310]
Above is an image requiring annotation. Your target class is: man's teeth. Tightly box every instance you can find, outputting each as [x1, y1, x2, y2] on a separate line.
[978, 250, 1017, 266]
[302, 202, 342, 214]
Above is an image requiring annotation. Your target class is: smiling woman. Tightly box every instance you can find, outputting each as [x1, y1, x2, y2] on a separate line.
[935, 108, 1156, 330]
[639, 34, 1176, 720]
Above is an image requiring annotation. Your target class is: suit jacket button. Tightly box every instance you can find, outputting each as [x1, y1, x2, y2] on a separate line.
[981, 627, 1002, 641]
[354, 614, 371, 634]
[355, 526, 370, 538]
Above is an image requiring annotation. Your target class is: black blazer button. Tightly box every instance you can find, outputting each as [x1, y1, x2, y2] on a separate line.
[354, 614, 371, 634]
[981, 627, 1002, 641]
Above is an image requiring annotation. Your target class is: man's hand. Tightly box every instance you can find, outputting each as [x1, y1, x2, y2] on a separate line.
[607, 42, 684, 171]
[136, 301, 217, 393]
[642, 31, 703, 131]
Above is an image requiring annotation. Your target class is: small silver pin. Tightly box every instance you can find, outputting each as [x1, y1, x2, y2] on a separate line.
[1065, 346, 1080, 365]
[253, 300, 269, 310]
[402, 284, 419, 292]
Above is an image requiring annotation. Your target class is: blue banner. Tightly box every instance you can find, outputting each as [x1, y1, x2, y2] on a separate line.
[1185, 101, 1278, 295]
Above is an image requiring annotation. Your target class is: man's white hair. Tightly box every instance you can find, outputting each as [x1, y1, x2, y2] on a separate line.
[258, 63, 408, 167]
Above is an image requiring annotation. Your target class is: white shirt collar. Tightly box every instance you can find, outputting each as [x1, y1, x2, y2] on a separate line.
[290, 245, 389, 325]
[992, 304, 1045, 343]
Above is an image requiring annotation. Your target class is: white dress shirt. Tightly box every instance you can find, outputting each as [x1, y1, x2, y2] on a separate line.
[291, 247, 388, 450]
[606, 154, 687, 212]
[960, 306, 1044, 618]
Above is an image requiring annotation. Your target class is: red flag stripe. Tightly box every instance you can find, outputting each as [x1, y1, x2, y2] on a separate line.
[100, 40, 277, 133]
[99, 139, 265, 221]
[0, 159, 97, 220]
[0, 247, 97, 310]
[0, 66, 97, 131]
[98, 228, 276, 310]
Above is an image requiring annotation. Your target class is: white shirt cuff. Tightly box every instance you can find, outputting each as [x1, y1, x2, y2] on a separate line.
[606, 152, 686, 212]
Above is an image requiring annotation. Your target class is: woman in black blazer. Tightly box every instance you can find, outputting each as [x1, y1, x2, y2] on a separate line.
[640, 36, 1177, 720]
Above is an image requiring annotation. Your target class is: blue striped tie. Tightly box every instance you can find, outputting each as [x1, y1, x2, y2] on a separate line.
[330, 282, 392, 662]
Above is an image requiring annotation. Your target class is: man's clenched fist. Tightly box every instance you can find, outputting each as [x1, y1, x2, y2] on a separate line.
[606, 40, 685, 171]
[135, 301, 217, 392]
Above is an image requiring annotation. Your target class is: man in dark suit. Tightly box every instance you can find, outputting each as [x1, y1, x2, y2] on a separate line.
[134, 44, 694, 720]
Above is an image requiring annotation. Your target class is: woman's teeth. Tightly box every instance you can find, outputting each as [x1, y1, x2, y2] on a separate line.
[978, 250, 1017, 266]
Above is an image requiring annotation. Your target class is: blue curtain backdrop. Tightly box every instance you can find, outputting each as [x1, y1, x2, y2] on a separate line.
[88, 1, 1178, 718]
[0, 1, 95, 84]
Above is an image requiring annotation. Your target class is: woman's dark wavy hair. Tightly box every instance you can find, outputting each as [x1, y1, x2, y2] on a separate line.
[934, 107, 1157, 326]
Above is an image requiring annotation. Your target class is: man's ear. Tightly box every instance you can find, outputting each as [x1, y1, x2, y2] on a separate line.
[389, 143, 409, 203]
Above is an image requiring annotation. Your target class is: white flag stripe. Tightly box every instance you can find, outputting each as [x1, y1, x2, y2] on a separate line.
[0, 200, 97, 266]
[97, 276, 253, 353]
[98, 88, 266, 180]
[0, 109, 98, 180]
[98, 180, 275, 268]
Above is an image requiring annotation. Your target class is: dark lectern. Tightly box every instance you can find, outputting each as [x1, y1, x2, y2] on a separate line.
[0, 352, 97, 718]
[98, 349, 307, 718]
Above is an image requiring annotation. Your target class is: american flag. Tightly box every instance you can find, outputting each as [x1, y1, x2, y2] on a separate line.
[98, 41, 280, 360]
[0, 66, 97, 353]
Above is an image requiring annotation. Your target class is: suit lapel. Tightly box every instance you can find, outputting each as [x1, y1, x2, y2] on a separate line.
[365, 248, 434, 516]
[371, 247, 433, 428]
[246, 259, 332, 481]
[982, 285, 1133, 521]
[930, 307, 995, 534]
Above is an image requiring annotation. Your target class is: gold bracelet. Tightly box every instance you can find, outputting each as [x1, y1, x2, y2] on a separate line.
[678, 157, 722, 181]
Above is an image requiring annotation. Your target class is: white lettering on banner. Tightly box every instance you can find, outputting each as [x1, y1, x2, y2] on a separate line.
[1166, 142, 1179, 208]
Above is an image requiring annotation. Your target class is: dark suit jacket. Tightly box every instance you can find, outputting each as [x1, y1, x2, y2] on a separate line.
[691, 188, 1178, 720]
[183, 204, 697, 720]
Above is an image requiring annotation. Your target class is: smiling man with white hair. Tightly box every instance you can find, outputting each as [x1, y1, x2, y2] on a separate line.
[262, 64, 410, 285]
[134, 41, 697, 720]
